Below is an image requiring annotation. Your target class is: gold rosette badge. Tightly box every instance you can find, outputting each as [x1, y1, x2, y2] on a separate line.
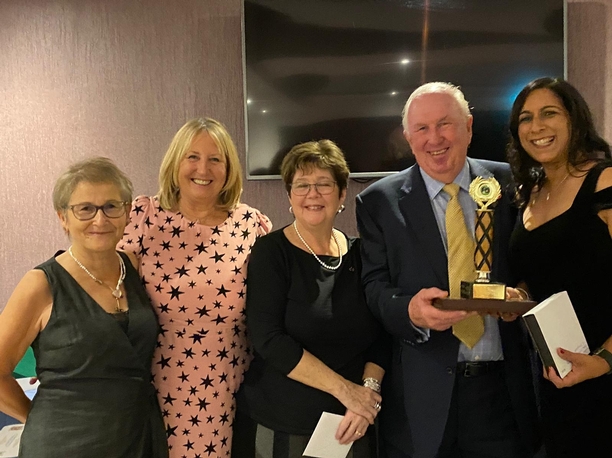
[469, 177, 501, 210]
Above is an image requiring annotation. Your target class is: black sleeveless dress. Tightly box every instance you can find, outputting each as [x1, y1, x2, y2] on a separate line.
[19, 252, 168, 458]
[509, 161, 612, 458]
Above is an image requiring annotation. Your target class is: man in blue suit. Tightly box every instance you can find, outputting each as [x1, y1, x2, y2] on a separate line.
[356, 82, 540, 458]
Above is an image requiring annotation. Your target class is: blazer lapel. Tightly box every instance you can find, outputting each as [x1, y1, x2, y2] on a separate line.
[398, 166, 448, 286]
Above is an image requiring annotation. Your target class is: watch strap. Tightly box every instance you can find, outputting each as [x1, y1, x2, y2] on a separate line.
[593, 347, 612, 375]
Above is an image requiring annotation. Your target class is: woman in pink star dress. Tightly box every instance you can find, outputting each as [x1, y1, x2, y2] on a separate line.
[120, 118, 271, 458]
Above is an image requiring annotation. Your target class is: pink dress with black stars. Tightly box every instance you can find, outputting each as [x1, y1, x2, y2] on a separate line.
[120, 196, 272, 458]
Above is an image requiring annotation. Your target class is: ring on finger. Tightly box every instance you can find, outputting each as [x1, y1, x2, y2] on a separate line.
[374, 401, 381, 411]
[355, 430, 362, 436]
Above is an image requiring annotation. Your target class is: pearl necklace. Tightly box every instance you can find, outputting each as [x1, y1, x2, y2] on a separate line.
[292, 221, 342, 271]
[68, 247, 127, 313]
[532, 171, 570, 206]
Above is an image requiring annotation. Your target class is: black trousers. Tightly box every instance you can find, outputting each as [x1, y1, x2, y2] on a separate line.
[383, 362, 530, 458]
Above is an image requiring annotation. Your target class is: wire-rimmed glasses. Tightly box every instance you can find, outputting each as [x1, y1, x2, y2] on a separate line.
[290, 181, 337, 196]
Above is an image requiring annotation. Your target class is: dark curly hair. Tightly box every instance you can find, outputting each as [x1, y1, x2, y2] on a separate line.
[506, 77, 610, 207]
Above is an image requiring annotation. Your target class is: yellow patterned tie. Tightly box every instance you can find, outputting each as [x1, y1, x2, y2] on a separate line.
[444, 183, 484, 348]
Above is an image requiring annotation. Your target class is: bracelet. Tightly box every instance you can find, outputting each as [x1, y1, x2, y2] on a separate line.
[515, 287, 530, 301]
[363, 377, 381, 393]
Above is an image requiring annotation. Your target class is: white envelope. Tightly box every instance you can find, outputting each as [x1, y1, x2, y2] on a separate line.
[303, 412, 353, 458]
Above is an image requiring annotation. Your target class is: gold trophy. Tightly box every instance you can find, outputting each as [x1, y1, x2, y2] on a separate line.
[460, 177, 506, 300]
[435, 176, 536, 314]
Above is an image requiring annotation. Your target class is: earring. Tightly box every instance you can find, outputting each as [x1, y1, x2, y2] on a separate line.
[337, 204, 345, 214]
[289, 206, 293, 214]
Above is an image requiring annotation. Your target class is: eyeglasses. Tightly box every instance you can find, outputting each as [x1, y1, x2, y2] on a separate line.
[66, 200, 129, 221]
[290, 181, 337, 196]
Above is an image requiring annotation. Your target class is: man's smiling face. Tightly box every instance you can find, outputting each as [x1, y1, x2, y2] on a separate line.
[404, 91, 473, 184]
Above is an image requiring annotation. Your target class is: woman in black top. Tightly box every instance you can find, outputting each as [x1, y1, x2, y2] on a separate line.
[507, 77, 612, 458]
[235, 140, 388, 457]
[0, 157, 168, 458]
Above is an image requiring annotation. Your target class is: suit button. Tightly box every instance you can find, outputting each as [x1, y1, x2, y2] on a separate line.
[446, 367, 454, 375]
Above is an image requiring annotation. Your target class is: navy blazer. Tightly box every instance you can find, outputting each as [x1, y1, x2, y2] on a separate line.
[356, 159, 540, 458]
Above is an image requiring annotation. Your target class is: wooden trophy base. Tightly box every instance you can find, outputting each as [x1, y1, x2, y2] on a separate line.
[433, 297, 537, 315]
[434, 280, 536, 315]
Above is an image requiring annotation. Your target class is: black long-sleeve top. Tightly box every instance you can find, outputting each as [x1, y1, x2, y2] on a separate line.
[237, 228, 390, 434]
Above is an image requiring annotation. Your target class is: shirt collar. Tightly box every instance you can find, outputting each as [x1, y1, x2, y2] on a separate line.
[420, 161, 471, 201]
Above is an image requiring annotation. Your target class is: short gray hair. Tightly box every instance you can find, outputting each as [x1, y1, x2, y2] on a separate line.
[52, 157, 133, 211]
[401, 82, 471, 131]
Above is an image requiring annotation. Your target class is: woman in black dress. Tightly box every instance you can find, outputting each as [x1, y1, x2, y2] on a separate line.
[0, 157, 168, 457]
[234, 140, 389, 458]
[507, 77, 612, 458]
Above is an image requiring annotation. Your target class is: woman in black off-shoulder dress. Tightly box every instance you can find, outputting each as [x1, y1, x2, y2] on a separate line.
[506, 77, 612, 458]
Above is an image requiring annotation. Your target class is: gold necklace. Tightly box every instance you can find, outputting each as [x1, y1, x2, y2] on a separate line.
[178, 205, 225, 226]
[68, 247, 127, 313]
[531, 171, 570, 206]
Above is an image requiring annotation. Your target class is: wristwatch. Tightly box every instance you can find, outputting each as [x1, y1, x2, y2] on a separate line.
[592, 347, 612, 375]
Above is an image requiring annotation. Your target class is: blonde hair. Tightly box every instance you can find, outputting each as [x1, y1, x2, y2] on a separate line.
[158, 118, 243, 211]
[401, 82, 471, 131]
[53, 157, 133, 211]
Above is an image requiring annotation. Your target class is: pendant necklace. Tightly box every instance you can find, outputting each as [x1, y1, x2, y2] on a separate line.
[68, 247, 127, 313]
[293, 221, 342, 271]
[178, 202, 228, 227]
[532, 171, 571, 206]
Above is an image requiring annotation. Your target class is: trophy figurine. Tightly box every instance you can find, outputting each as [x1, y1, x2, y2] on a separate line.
[460, 177, 506, 300]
